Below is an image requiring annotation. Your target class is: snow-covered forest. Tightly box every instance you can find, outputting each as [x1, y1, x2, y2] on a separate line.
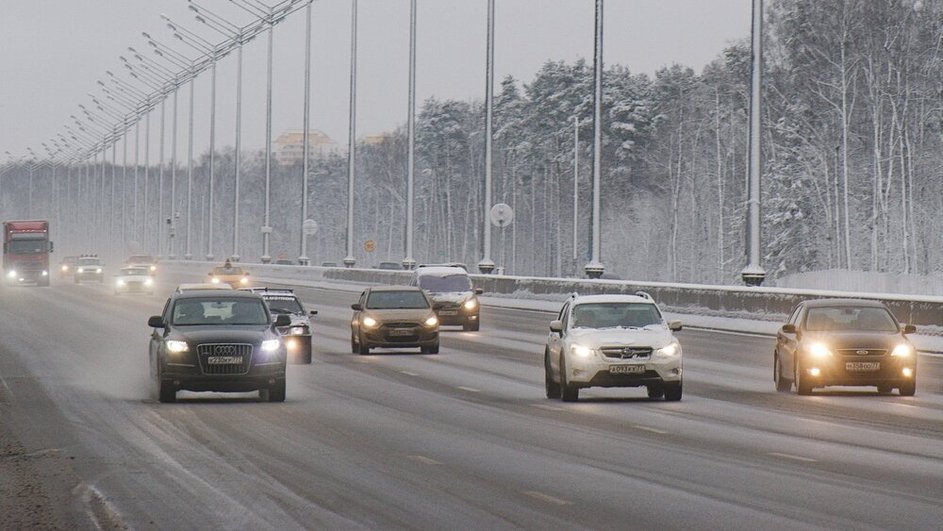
[4, 0, 941, 284]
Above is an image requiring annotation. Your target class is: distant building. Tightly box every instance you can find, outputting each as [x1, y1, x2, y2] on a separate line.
[362, 132, 394, 146]
[274, 129, 340, 165]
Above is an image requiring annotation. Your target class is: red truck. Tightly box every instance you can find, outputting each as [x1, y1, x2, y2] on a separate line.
[3, 220, 53, 286]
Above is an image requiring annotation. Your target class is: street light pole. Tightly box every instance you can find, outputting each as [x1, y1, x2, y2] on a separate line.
[478, 0, 496, 275]
[261, 16, 274, 264]
[741, 0, 766, 286]
[299, 0, 312, 266]
[585, 0, 605, 279]
[344, 0, 358, 268]
[403, 0, 417, 271]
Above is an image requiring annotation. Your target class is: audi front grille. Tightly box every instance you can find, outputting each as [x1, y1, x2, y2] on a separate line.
[196, 343, 253, 375]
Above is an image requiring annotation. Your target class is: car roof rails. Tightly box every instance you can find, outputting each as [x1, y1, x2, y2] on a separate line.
[417, 262, 468, 271]
[634, 290, 654, 301]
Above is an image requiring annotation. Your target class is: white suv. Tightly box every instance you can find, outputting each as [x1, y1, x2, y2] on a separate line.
[544, 293, 683, 402]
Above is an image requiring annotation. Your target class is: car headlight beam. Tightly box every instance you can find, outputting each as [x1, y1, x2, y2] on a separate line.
[165, 340, 189, 353]
[570, 344, 594, 358]
[463, 299, 478, 310]
[808, 342, 832, 358]
[891, 343, 914, 358]
[424, 316, 439, 327]
[261, 339, 281, 353]
[657, 341, 681, 357]
[362, 316, 378, 328]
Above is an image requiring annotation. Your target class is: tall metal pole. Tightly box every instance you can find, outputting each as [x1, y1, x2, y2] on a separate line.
[343, 0, 358, 268]
[143, 109, 150, 250]
[572, 115, 579, 265]
[233, 41, 243, 262]
[585, 0, 605, 279]
[261, 18, 274, 264]
[403, 0, 417, 271]
[170, 88, 178, 259]
[741, 0, 766, 286]
[158, 99, 166, 257]
[185, 79, 195, 260]
[121, 123, 128, 249]
[207, 56, 217, 260]
[478, 0, 496, 274]
[133, 120, 140, 247]
[299, 1, 312, 266]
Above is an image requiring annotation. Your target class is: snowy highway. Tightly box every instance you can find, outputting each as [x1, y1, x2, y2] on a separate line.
[3, 274, 943, 529]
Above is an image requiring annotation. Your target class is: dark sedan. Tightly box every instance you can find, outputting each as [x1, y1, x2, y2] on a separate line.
[774, 299, 917, 396]
[148, 290, 291, 402]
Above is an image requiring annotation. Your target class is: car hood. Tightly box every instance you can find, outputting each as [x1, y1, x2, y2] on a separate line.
[801, 331, 908, 350]
[567, 327, 676, 349]
[362, 308, 435, 322]
[115, 275, 150, 281]
[170, 325, 275, 345]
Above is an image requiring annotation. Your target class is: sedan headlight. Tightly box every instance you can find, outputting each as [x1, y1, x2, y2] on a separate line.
[165, 340, 189, 353]
[261, 339, 281, 353]
[807, 342, 832, 358]
[41, 270, 48, 277]
[61, 265, 69, 272]
[362, 316, 378, 328]
[149, 265, 157, 272]
[116, 279, 126, 286]
[6, 270, 16, 279]
[891, 343, 914, 358]
[95, 268, 102, 273]
[288, 326, 308, 335]
[656, 341, 681, 357]
[77, 267, 85, 273]
[210, 276, 220, 284]
[144, 277, 154, 286]
[239, 276, 249, 284]
[570, 344, 594, 358]
[463, 299, 478, 310]
[424, 316, 439, 327]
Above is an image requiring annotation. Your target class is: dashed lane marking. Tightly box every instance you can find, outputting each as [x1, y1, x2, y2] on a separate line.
[399, 370, 419, 376]
[768, 452, 817, 463]
[457, 386, 481, 393]
[407, 455, 443, 466]
[523, 490, 571, 506]
[632, 425, 669, 434]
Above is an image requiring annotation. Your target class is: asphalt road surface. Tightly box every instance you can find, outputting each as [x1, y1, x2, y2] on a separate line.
[2, 272, 943, 530]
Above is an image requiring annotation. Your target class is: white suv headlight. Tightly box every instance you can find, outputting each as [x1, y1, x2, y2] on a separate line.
[656, 341, 681, 358]
[570, 344, 594, 358]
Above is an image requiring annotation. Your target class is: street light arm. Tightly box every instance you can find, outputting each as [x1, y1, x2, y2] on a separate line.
[129, 46, 177, 77]
[230, 0, 269, 20]
[189, 1, 242, 36]
[144, 34, 193, 67]
[162, 14, 217, 50]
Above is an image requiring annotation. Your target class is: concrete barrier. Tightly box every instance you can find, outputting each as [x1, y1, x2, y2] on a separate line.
[163, 261, 943, 327]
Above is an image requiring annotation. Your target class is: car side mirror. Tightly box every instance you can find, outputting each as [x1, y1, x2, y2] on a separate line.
[310, 310, 318, 316]
[781, 323, 797, 334]
[274, 314, 291, 327]
[351, 303, 363, 311]
[475, 288, 483, 295]
[668, 320, 682, 332]
[549, 320, 563, 333]
[902, 324, 917, 334]
[148, 316, 166, 328]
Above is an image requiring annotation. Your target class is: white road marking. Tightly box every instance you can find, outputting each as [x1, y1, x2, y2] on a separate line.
[532, 404, 564, 412]
[632, 425, 669, 434]
[523, 490, 571, 506]
[768, 452, 817, 463]
[407, 455, 443, 466]
[399, 370, 419, 376]
[457, 386, 481, 393]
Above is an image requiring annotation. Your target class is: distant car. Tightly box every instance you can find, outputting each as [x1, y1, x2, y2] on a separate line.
[147, 289, 291, 403]
[175, 283, 234, 293]
[274, 259, 293, 265]
[208, 263, 250, 287]
[320, 262, 338, 267]
[243, 287, 318, 364]
[774, 298, 918, 396]
[59, 256, 79, 277]
[413, 265, 482, 331]
[350, 286, 439, 354]
[377, 261, 402, 270]
[114, 266, 155, 295]
[544, 293, 683, 402]
[74, 255, 104, 283]
[126, 254, 158, 273]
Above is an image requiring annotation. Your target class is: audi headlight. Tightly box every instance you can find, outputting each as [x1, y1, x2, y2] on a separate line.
[808, 342, 832, 358]
[261, 339, 281, 353]
[424, 316, 439, 327]
[656, 341, 681, 357]
[463, 299, 478, 310]
[570, 344, 594, 358]
[165, 340, 189, 353]
[362, 316, 378, 328]
[289, 326, 307, 335]
[891, 343, 914, 358]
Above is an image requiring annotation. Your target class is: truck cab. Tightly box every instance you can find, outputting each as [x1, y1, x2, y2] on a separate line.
[3, 220, 53, 286]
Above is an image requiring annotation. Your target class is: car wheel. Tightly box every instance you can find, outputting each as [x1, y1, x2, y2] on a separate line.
[350, 333, 358, 354]
[302, 345, 313, 364]
[877, 385, 893, 394]
[560, 355, 579, 402]
[545, 351, 561, 399]
[774, 352, 793, 392]
[795, 361, 813, 396]
[899, 380, 916, 397]
[358, 334, 370, 355]
[664, 381, 682, 401]
[158, 379, 176, 403]
[421, 342, 439, 354]
[647, 385, 665, 400]
[264, 379, 286, 402]
[463, 320, 480, 332]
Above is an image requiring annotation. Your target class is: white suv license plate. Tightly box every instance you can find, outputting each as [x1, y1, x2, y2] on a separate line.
[610, 364, 645, 375]
[208, 356, 243, 365]
[846, 361, 879, 371]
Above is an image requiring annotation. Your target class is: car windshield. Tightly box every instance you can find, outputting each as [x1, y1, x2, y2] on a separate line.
[805, 306, 898, 332]
[264, 295, 304, 314]
[212, 266, 244, 275]
[128, 255, 154, 263]
[120, 268, 149, 276]
[417, 274, 472, 292]
[571, 303, 663, 329]
[9, 239, 48, 253]
[172, 298, 269, 325]
[366, 290, 429, 309]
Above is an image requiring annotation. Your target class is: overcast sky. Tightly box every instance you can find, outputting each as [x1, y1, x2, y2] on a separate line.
[0, 0, 749, 160]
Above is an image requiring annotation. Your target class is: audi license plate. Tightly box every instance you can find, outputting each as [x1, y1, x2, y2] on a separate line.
[846, 361, 879, 371]
[208, 356, 242, 365]
[610, 364, 645, 375]
[389, 328, 414, 337]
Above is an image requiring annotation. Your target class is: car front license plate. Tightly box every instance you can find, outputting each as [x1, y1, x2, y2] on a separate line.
[389, 328, 414, 337]
[208, 356, 242, 365]
[610, 364, 645, 375]
[846, 361, 879, 371]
